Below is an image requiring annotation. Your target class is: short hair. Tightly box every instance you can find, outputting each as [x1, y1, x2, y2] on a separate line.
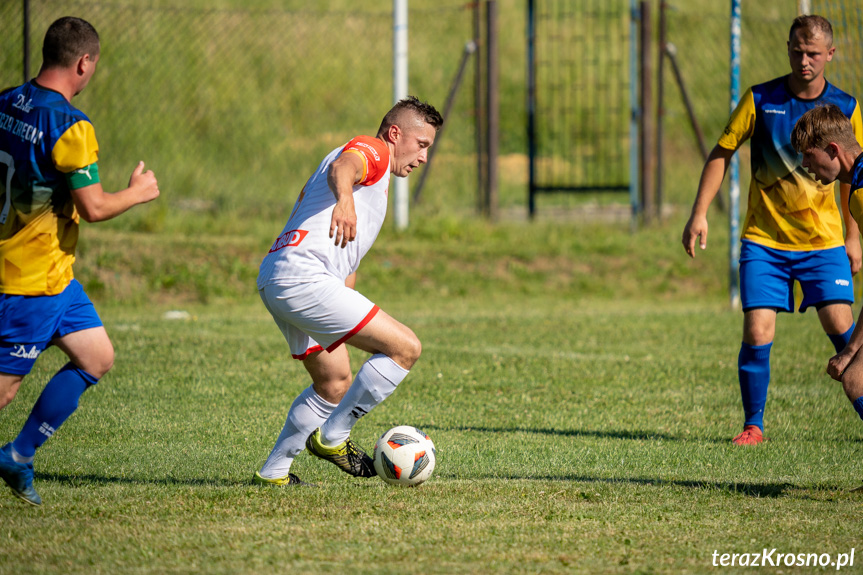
[377, 96, 443, 137]
[791, 104, 859, 153]
[789, 14, 833, 48]
[42, 17, 100, 69]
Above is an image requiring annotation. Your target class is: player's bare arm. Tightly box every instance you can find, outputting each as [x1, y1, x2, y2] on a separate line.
[327, 151, 364, 248]
[828, 348, 857, 381]
[682, 145, 735, 257]
[71, 161, 159, 222]
[827, 322, 863, 380]
[839, 182, 863, 274]
[828, 302, 863, 380]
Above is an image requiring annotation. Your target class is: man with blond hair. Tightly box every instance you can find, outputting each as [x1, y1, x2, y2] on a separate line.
[682, 15, 863, 445]
[792, 103, 863, 427]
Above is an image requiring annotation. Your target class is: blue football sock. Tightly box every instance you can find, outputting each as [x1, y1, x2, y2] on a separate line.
[12, 363, 99, 458]
[828, 323, 855, 354]
[738, 342, 772, 432]
[853, 396, 863, 422]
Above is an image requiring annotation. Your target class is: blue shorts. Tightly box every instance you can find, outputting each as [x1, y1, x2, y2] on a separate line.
[0, 279, 103, 375]
[739, 240, 854, 313]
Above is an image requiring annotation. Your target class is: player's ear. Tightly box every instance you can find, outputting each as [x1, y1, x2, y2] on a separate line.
[826, 142, 840, 159]
[76, 54, 93, 76]
[388, 124, 401, 144]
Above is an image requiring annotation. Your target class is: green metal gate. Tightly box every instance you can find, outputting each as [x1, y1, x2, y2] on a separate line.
[527, 0, 637, 217]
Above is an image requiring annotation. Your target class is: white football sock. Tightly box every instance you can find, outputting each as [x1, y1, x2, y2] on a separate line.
[319, 354, 409, 447]
[259, 385, 336, 479]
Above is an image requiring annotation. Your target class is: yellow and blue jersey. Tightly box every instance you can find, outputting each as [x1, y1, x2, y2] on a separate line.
[848, 153, 863, 227]
[0, 81, 100, 296]
[718, 76, 863, 251]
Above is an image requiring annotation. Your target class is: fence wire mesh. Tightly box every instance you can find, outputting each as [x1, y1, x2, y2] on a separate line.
[2, 1, 851, 222]
[814, 0, 863, 99]
[530, 0, 631, 195]
[660, 1, 802, 207]
[0, 1, 478, 229]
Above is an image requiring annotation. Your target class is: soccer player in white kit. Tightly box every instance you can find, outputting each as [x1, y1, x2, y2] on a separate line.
[254, 97, 443, 484]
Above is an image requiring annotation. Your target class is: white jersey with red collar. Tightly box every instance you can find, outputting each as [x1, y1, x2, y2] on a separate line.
[258, 135, 391, 287]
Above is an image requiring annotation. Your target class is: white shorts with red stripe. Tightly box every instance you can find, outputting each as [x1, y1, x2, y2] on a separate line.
[259, 279, 379, 360]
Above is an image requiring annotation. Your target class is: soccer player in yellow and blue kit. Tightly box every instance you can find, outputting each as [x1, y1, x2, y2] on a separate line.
[682, 15, 863, 445]
[0, 17, 160, 505]
[791, 104, 863, 431]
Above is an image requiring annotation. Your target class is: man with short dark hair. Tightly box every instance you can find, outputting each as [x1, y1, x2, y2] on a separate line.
[254, 96, 442, 485]
[0, 17, 160, 506]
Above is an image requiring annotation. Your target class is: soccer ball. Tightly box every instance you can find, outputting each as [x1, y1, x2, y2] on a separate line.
[373, 426, 436, 486]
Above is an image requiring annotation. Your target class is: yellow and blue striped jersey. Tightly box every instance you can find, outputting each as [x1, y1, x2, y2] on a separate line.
[719, 76, 863, 251]
[0, 81, 100, 295]
[848, 154, 863, 227]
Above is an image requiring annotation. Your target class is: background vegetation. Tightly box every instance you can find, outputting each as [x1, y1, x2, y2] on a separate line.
[1, 1, 862, 573]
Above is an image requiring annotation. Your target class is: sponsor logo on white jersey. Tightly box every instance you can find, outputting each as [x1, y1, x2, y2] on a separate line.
[268, 229, 309, 253]
[10, 345, 40, 359]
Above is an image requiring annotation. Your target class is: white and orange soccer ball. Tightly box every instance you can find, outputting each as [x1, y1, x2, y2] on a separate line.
[373, 426, 436, 486]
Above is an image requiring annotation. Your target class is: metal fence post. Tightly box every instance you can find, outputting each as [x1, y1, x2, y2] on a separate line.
[486, 0, 498, 221]
[729, 0, 741, 309]
[393, 0, 409, 230]
[23, 0, 30, 83]
[639, 1, 655, 223]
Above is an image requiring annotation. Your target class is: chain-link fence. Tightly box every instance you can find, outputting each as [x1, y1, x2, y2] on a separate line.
[0, 0, 480, 230]
[528, 0, 632, 203]
[3, 0, 847, 224]
[815, 0, 863, 99]
[661, 1, 802, 208]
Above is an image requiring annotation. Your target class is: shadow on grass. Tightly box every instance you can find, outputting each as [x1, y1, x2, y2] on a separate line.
[486, 474, 795, 498]
[38, 471, 797, 498]
[424, 425, 863, 444]
[35, 472, 238, 488]
[36, 472, 856, 499]
[423, 425, 681, 442]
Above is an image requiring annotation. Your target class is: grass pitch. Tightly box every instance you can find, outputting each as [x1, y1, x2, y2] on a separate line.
[1, 289, 861, 574]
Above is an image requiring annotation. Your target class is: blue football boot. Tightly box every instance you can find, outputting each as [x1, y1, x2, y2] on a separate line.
[0, 443, 41, 506]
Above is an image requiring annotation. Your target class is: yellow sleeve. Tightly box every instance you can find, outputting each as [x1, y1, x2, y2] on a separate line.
[51, 120, 99, 173]
[717, 88, 755, 151]
[850, 102, 863, 147]
[849, 188, 863, 229]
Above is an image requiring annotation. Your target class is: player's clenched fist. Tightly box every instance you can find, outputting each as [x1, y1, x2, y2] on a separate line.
[129, 161, 159, 203]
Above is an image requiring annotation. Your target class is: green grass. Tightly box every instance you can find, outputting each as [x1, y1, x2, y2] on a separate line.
[2, 212, 863, 574]
[2, 1, 863, 573]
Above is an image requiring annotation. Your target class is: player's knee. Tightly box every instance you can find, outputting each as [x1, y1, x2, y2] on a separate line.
[743, 326, 773, 346]
[0, 376, 23, 409]
[843, 376, 863, 402]
[334, 371, 353, 394]
[0, 387, 17, 409]
[313, 372, 353, 404]
[400, 334, 422, 370]
[87, 350, 114, 379]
